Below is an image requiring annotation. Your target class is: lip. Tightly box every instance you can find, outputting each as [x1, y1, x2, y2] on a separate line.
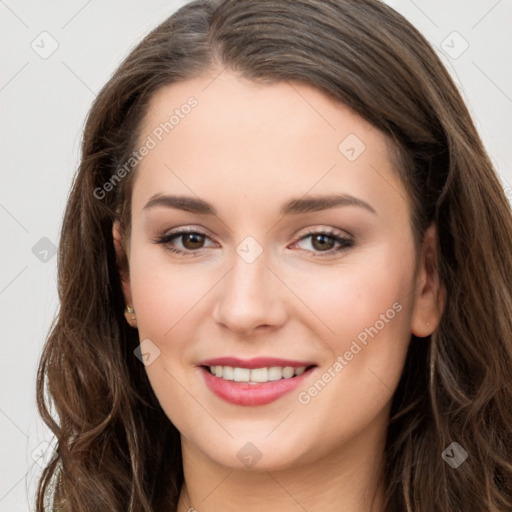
[198, 362, 317, 406]
[198, 357, 316, 369]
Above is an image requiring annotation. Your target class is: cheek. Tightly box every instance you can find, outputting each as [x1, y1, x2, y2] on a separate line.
[128, 242, 211, 339]
[285, 244, 415, 350]
[127, 246, 210, 431]
[288, 258, 414, 453]
[288, 244, 416, 411]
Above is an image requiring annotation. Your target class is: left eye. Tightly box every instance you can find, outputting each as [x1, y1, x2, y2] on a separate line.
[292, 231, 353, 255]
[173, 232, 210, 250]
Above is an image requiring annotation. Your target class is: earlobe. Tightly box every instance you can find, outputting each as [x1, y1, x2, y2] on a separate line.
[124, 304, 137, 328]
[113, 220, 137, 328]
[410, 224, 445, 338]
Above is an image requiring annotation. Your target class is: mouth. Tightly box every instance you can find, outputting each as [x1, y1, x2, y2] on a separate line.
[197, 357, 318, 406]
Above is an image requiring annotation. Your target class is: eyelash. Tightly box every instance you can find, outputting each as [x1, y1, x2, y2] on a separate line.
[152, 227, 353, 258]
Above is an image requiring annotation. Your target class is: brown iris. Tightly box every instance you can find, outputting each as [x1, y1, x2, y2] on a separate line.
[181, 233, 206, 250]
[310, 234, 335, 251]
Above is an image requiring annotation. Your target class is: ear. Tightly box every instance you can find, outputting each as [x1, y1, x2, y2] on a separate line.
[411, 223, 445, 338]
[113, 220, 137, 328]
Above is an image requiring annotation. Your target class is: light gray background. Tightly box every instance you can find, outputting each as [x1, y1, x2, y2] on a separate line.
[1, 1, 511, 510]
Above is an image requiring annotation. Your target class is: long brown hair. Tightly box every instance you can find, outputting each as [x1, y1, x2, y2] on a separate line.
[36, 0, 512, 510]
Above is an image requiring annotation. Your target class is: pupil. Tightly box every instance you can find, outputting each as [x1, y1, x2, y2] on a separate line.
[312, 234, 334, 251]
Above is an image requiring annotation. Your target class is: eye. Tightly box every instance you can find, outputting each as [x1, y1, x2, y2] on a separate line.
[291, 229, 353, 257]
[152, 228, 216, 255]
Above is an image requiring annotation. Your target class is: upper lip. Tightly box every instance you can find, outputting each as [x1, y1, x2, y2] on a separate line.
[198, 357, 317, 369]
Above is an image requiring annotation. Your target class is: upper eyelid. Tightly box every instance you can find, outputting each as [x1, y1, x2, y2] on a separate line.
[161, 226, 350, 241]
[296, 226, 351, 239]
[162, 224, 351, 237]
[160, 226, 216, 241]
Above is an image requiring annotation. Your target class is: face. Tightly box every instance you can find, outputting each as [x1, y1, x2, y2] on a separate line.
[115, 69, 440, 472]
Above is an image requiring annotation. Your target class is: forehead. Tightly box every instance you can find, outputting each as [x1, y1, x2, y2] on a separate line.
[132, 70, 409, 220]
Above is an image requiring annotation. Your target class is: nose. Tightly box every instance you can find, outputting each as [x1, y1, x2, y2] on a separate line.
[212, 250, 288, 336]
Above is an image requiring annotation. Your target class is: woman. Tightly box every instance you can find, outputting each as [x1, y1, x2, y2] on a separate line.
[36, 0, 512, 510]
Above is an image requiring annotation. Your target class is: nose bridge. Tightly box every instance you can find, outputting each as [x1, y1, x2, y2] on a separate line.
[213, 243, 286, 332]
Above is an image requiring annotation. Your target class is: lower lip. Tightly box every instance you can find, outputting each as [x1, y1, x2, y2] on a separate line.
[199, 366, 315, 406]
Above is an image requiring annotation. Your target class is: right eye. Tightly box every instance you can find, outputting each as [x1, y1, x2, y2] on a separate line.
[152, 228, 217, 256]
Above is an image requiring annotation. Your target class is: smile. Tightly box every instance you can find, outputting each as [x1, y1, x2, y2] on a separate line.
[198, 357, 317, 406]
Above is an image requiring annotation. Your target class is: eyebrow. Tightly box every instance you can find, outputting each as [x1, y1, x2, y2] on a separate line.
[143, 193, 377, 216]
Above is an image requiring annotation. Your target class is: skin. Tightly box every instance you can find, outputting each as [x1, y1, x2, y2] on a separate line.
[113, 69, 444, 512]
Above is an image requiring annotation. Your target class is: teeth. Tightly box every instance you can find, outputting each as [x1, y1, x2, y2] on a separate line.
[250, 367, 268, 382]
[282, 367, 295, 379]
[208, 365, 308, 383]
[233, 367, 250, 382]
[222, 366, 234, 380]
